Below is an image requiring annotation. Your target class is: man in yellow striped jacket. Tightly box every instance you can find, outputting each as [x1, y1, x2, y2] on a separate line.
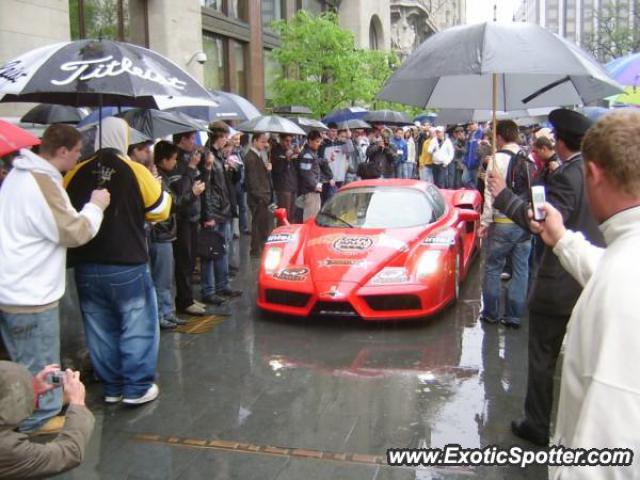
[65, 117, 171, 406]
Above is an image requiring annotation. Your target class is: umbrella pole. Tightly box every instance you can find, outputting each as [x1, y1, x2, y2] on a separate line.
[492, 73, 497, 159]
[98, 93, 103, 151]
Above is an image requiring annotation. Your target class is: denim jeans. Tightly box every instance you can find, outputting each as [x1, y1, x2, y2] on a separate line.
[75, 263, 159, 399]
[481, 223, 532, 324]
[419, 165, 434, 183]
[396, 162, 414, 179]
[235, 183, 249, 233]
[201, 222, 230, 296]
[462, 165, 478, 189]
[0, 306, 63, 431]
[433, 164, 448, 188]
[149, 241, 175, 321]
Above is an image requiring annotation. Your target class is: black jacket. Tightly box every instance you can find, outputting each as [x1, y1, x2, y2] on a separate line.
[296, 145, 322, 195]
[366, 144, 395, 178]
[493, 153, 605, 316]
[150, 169, 179, 242]
[271, 143, 298, 193]
[173, 148, 202, 223]
[201, 148, 236, 223]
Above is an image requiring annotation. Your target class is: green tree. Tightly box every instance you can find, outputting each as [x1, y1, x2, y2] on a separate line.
[582, 0, 640, 62]
[270, 11, 410, 118]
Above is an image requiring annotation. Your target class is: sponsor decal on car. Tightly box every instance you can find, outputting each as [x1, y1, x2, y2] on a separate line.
[273, 267, 309, 281]
[422, 235, 456, 246]
[318, 258, 372, 269]
[266, 233, 293, 244]
[331, 236, 375, 254]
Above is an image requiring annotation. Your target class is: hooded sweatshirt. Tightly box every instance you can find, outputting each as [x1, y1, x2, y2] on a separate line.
[0, 361, 95, 479]
[0, 149, 104, 309]
[65, 117, 171, 265]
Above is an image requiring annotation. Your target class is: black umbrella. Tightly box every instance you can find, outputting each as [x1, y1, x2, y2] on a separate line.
[116, 109, 206, 138]
[363, 109, 412, 126]
[0, 39, 214, 108]
[20, 104, 89, 124]
[171, 90, 260, 122]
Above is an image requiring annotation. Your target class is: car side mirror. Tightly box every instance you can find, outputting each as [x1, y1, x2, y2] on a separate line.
[457, 208, 480, 222]
[274, 208, 290, 226]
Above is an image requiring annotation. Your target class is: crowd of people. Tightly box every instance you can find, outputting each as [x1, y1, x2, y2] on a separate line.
[1, 105, 639, 478]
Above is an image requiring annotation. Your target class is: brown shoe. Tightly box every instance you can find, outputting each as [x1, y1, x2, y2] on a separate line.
[31, 416, 65, 435]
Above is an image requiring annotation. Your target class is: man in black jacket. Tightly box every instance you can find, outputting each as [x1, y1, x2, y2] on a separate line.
[271, 134, 298, 223]
[172, 131, 206, 315]
[487, 109, 605, 446]
[201, 126, 241, 302]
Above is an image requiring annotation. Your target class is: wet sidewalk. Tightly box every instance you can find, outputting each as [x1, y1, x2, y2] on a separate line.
[52, 247, 550, 479]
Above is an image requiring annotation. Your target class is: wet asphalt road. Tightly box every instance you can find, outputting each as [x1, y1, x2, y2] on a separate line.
[52, 237, 553, 480]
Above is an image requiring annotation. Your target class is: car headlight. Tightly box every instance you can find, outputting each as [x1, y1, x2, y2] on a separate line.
[415, 250, 442, 279]
[263, 247, 283, 274]
[371, 267, 409, 285]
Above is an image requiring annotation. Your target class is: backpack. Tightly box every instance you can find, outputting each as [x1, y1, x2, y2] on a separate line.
[498, 149, 536, 200]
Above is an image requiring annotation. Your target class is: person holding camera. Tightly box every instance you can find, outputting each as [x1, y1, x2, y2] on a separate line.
[172, 131, 207, 316]
[0, 361, 94, 478]
[487, 109, 604, 447]
[201, 124, 242, 302]
[0, 125, 108, 433]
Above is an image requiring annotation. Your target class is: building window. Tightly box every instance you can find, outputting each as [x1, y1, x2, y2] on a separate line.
[69, 0, 137, 41]
[201, 0, 224, 12]
[229, 0, 248, 20]
[264, 49, 281, 102]
[369, 15, 383, 50]
[203, 33, 227, 91]
[262, 0, 284, 28]
[231, 40, 247, 97]
[299, 0, 323, 15]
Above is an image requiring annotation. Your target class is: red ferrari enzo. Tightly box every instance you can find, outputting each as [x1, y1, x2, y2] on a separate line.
[257, 180, 481, 320]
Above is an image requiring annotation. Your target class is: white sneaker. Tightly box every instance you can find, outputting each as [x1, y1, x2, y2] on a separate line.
[183, 303, 206, 315]
[122, 384, 159, 405]
[104, 394, 123, 404]
[192, 300, 206, 309]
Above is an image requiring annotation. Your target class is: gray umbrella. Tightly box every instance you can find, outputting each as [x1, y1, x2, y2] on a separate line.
[336, 118, 371, 130]
[434, 107, 553, 125]
[363, 109, 412, 125]
[237, 115, 306, 136]
[291, 117, 328, 133]
[378, 22, 622, 111]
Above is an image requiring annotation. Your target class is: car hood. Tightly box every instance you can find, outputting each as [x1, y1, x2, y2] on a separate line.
[303, 223, 428, 287]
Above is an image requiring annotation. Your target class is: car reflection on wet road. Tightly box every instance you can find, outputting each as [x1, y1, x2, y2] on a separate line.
[53, 246, 549, 480]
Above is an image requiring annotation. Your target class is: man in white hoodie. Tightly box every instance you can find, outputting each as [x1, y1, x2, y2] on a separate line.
[532, 110, 640, 479]
[429, 126, 454, 188]
[0, 124, 110, 433]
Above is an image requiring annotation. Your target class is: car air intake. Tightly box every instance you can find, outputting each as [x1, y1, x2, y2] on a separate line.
[363, 295, 421, 311]
[312, 301, 358, 317]
[265, 289, 311, 308]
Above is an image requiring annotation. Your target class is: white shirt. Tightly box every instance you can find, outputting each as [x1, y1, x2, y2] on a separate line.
[550, 205, 640, 480]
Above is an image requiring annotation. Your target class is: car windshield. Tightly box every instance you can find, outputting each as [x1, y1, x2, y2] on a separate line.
[316, 187, 441, 229]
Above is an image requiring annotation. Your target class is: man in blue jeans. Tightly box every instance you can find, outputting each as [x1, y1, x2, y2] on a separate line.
[478, 120, 534, 328]
[65, 117, 171, 405]
[0, 125, 109, 431]
[200, 122, 242, 302]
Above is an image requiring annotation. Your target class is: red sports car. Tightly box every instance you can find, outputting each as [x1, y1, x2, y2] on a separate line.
[257, 179, 481, 321]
